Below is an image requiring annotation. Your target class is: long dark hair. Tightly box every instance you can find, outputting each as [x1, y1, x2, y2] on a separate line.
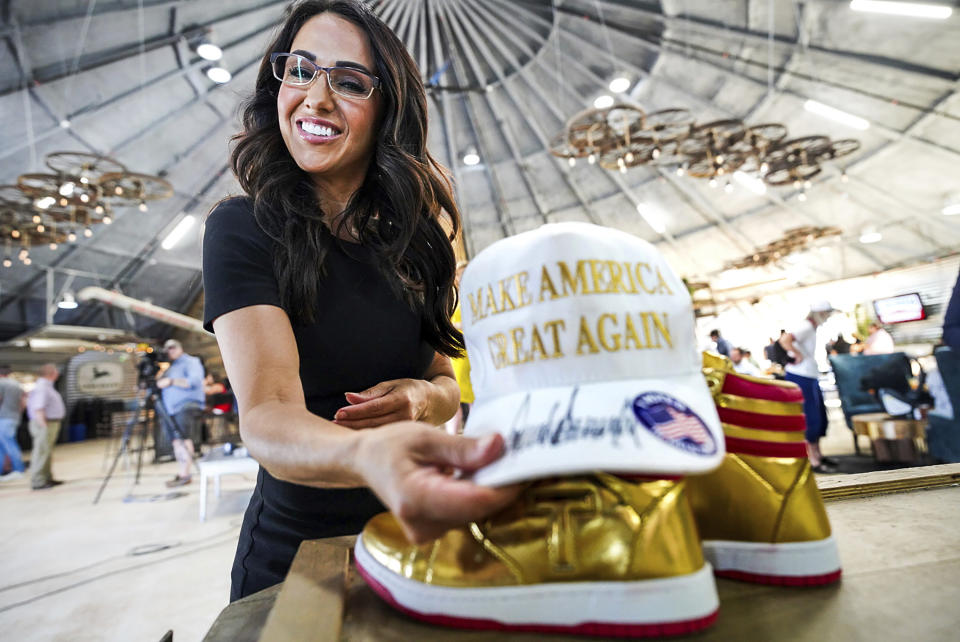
[230, 0, 463, 357]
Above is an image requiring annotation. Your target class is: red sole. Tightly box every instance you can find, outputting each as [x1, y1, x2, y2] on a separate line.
[716, 568, 842, 587]
[355, 559, 718, 638]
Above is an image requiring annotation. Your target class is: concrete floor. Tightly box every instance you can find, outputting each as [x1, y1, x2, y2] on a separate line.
[0, 439, 255, 642]
[0, 412, 866, 642]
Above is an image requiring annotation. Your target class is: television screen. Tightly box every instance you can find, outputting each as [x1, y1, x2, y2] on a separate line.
[873, 293, 926, 324]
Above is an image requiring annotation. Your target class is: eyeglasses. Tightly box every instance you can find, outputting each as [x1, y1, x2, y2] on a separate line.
[270, 53, 380, 100]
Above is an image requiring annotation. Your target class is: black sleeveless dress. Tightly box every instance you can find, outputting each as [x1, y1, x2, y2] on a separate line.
[202, 197, 435, 600]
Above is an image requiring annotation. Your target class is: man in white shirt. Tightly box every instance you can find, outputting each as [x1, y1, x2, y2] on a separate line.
[730, 347, 760, 376]
[27, 363, 66, 490]
[780, 301, 834, 472]
[863, 323, 895, 355]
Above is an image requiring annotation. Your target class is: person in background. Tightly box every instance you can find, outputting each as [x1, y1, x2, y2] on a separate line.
[710, 329, 732, 357]
[0, 365, 26, 481]
[156, 339, 206, 487]
[730, 347, 761, 376]
[863, 323, 895, 355]
[27, 363, 66, 490]
[780, 301, 836, 472]
[828, 334, 851, 355]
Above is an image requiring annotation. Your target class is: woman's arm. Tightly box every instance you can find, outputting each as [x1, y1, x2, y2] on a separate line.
[333, 352, 460, 428]
[214, 304, 519, 542]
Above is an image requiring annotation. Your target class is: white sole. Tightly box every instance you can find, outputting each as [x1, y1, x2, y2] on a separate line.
[355, 534, 719, 633]
[702, 536, 841, 582]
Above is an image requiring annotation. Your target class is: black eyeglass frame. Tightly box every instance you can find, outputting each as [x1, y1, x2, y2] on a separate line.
[269, 52, 381, 99]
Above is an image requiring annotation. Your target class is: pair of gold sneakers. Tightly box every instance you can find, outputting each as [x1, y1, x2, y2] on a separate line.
[354, 354, 841, 637]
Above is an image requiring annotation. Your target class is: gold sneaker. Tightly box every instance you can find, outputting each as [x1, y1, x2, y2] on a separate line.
[686, 353, 841, 586]
[356, 473, 719, 637]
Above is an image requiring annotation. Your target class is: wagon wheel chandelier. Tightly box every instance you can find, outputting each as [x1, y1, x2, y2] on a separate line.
[724, 225, 843, 270]
[0, 151, 173, 267]
[551, 106, 860, 194]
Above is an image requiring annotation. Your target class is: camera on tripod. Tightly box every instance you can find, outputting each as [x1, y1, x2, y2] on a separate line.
[136, 347, 167, 392]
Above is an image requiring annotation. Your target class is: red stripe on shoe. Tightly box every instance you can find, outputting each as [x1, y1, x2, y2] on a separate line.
[725, 436, 808, 458]
[717, 407, 806, 431]
[721, 375, 804, 403]
[716, 568, 842, 587]
[356, 558, 719, 638]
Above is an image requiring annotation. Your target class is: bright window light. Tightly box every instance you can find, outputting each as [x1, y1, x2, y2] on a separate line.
[206, 66, 232, 84]
[161, 215, 196, 250]
[804, 100, 870, 130]
[608, 77, 631, 93]
[593, 94, 614, 109]
[859, 229, 882, 244]
[636, 203, 666, 234]
[850, 1, 952, 19]
[733, 171, 767, 195]
[196, 43, 223, 61]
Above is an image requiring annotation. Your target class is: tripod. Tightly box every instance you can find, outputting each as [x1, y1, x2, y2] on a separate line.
[93, 385, 186, 504]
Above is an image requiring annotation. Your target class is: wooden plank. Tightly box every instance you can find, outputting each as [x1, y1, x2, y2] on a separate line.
[258, 540, 350, 642]
[818, 463, 960, 501]
[203, 585, 281, 642]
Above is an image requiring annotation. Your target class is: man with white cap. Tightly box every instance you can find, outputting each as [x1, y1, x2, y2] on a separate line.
[156, 339, 205, 486]
[779, 301, 835, 471]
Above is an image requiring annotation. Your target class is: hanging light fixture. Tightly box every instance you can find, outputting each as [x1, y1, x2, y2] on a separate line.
[58, 291, 79, 310]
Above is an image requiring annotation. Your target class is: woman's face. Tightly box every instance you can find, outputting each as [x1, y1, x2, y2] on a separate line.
[277, 13, 382, 185]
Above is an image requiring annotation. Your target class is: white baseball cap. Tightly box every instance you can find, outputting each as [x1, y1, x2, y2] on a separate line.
[460, 222, 723, 486]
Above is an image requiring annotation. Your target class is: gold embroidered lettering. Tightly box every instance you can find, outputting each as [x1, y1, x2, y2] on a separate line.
[539, 265, 559, 301]
[597, 313, 621, 351]
[542, 319, 566, 357]
[576, 316, 600, 354]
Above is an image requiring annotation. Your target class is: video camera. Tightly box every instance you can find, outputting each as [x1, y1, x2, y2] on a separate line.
[136, 346, 168, 391]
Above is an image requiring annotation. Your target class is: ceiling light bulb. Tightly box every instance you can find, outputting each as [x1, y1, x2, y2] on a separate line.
[608, 76, 631, 93]
[617, 157, 626, 168]
[619, 165, 627, 174]
[138, 201, 148, 212]
[724, 181, 734, 193]
[676, 166, 685, 176]
[2, 259, 10, 268]
[568, 157, 576, 167]
[588, 154, 596, 164]
[59, 197, 68, 206]
[841, 171, 850, 183]
[79, 176, 89, 184]
[18, 249, 28, 259]
[651, 147, 661, 160]
[196, 42, 223, 61]
[59, 182, 75, 196]
[32, 214, 41, 223]
[58, 292, 78, 309]
[859, 229, 882, 244]
[102, 215, 112, 224]
[22, 257, 31, 265]
[206, 66, 232, 83]
[95, 204, 104, 214]
[760, 161, 769, 174]
[59, 119, 70, 129]
[83, 227, 93, 237]
[709, 177, 718, 188]
[716, 167, 725, 176]
[625, 152, 635, 163]
[593, 95, 614, 109]
[11, 230, 20, 239]
[79, 193, 89, 203]
[67, 232, 77, 242]
[804, 180, 813, 189]
[49, 242, 58, 250]
[34, 196, 55, 209]
[798, 191, 807, 202]
[462, 151, 480, 166]
[115, 186, 123, 195]
[715, 155, 724, 165]
[36, 224, 45, 233]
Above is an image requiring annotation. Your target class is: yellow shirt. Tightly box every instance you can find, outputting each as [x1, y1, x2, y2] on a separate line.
[450, 306, 474, 403]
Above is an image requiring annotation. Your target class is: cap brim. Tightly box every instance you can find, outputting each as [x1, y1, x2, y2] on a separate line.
[463, 372, 724, 487]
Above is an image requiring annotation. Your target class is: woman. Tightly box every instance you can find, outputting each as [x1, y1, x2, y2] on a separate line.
[202, 0, 518, 600]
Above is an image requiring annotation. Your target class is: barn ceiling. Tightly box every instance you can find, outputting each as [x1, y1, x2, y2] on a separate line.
[0, 0, 958, 340]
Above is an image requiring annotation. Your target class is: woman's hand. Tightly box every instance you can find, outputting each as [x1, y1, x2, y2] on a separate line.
[335, 377, 454, 428]
[354, 423, 523, 543]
